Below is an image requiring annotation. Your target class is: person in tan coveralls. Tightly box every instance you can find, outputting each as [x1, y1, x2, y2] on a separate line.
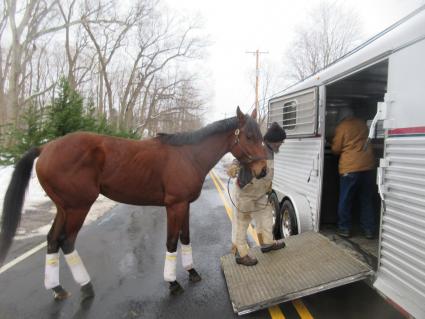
[331, 106, 376, 239]
[228, 122, 286, 266]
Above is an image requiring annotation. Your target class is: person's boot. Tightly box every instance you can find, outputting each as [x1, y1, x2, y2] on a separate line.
[364, 230, 375, 239]
[261, 239, 286, 253]
[235, 254, 258, 266]
[337, 228, 351, 238]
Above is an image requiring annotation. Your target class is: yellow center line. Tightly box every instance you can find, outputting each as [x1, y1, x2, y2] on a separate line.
[268, 305, 286, 319]
[209, 169, 285, 319]
[293, 299, 314, 319]
[210, 170, 259, 243]
[209, 170, 233, 221]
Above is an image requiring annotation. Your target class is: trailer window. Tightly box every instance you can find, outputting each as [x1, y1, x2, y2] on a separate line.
[283, 100, 297, 130]
[268, 87, 317, 137]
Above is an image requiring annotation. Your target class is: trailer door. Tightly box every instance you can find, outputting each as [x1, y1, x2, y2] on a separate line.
[373, 39, 425, 318]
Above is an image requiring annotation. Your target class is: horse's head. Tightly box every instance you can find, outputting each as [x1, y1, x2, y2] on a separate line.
[230, 107, 267, 178]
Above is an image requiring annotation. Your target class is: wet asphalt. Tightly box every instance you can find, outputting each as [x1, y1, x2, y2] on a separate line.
[0, 175, 269, 319]
[0, 173, 404, 319]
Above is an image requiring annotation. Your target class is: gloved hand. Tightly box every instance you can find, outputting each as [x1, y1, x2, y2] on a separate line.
[227, 163, 239, 178]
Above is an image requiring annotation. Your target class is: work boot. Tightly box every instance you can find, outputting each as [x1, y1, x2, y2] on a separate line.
[261, 239, 286, 253]
[235, 254, 258, 266]
[337, 228, 351, 238]
[364, 230, 375, 240]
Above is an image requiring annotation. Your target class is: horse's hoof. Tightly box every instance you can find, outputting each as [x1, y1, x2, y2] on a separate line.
[80, 282, 95, 303]
[169, 281, 184, 296]
[188, 269, 202, 283]
[52, 285, 71, 301]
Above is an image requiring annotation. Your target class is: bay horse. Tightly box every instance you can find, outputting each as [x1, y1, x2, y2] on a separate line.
[0, 107, 266, 301]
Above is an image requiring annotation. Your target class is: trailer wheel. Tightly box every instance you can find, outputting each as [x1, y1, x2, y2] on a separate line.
[268, 192, 281, 240]
[279, 200, 298, 238]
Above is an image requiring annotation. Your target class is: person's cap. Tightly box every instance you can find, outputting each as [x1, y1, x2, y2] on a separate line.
[264, 122, 286, 142]
[338, 106, 354, 122]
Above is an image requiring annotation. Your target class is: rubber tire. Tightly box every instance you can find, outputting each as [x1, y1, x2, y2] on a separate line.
[268, 192, 281, 240]
[277, 199, 298, 239]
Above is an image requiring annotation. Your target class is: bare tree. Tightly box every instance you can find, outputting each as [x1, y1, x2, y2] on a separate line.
[57, 0, 96, 91]
[0, 0, 100, 129]
[117, 7, 203, 131]
[285, 0, 362, 81]
[0, 0, 206, 140]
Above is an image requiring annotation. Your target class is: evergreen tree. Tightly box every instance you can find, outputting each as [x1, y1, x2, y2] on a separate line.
[45, 78, 87, 138]
[0, 104, 45, 164]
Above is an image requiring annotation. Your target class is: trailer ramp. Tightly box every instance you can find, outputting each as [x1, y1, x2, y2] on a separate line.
[221, 231, 373, 315]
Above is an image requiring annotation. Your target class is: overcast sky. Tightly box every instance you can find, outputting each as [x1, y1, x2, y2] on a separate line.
[164, 0, 425, 122]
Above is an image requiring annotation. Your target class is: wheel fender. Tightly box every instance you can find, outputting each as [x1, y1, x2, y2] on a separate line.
[280, 191, 313, 234]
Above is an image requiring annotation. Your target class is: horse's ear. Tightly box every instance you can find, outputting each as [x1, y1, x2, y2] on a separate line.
[236, 106, 245, 126]
[251, 108, 257, 120]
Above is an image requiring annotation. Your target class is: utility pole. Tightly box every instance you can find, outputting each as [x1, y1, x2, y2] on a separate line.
[246, 49, 268, 121]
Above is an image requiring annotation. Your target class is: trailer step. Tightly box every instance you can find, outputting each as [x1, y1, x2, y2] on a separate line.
[221, 231, 373, 315]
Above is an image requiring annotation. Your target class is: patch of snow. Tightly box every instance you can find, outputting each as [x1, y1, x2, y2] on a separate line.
[0, 162, 116, 240]
[0, 161, 49, 217]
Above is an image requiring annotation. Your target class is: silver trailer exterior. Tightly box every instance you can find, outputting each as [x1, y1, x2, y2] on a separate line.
[268, 6, 425, 318]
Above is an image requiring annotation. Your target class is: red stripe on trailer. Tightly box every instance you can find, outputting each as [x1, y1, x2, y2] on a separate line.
[385, 296, 411, 318]
[388, 126, 425, 135]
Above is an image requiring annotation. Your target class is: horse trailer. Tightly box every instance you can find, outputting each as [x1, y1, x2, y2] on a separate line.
[267, 5, 425, 318]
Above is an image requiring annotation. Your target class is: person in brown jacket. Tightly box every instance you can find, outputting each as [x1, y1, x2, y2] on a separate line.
[331, 106, 376, 239]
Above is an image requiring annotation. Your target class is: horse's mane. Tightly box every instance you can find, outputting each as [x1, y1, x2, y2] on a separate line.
[157, 115, 261, 146]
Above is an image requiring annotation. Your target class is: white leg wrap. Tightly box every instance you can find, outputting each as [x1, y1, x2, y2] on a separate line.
[181, 244, 193, 270]
[164, 251, 177, 282]
[44, 253, 60, 289]
[64, 250, 90, 286]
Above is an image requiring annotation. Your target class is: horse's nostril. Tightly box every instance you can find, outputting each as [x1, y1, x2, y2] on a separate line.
[257, 167, 267, 179]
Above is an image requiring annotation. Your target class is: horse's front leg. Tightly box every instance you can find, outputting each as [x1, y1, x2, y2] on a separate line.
[165, 202, 187, 295]
[180, 210, 202, 283]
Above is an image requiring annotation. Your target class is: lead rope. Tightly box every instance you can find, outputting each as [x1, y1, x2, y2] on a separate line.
[226, 176, 271, 214]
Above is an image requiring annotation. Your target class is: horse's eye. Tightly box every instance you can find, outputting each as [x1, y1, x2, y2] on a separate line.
[246, 135, 252, 140]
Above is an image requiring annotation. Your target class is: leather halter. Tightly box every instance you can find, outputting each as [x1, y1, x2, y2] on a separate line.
[231, 129, 265, 164]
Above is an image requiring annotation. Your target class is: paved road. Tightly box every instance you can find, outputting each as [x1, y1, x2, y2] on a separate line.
[0, 170, 404, 319]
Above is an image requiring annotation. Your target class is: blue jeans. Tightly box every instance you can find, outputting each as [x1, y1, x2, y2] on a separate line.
[338, 170, 375, 233]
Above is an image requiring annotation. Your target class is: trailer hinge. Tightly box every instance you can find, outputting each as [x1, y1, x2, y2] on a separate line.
[378, 158, 389, 193]
[382, 93, 396, 129]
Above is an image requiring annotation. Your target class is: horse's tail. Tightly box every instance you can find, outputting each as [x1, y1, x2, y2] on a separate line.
[0, 147, 41, 265]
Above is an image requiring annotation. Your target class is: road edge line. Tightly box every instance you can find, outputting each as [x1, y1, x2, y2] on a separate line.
[0, 241, 46, 275]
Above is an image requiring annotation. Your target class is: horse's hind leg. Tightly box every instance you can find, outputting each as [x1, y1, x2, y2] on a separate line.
[180, 211, 201, 283]
[45, 205, 94, 302]
[45, 207, 69, 300]
[60, 206, 95, 303]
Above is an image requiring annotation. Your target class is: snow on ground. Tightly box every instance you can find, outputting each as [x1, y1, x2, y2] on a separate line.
[0, 161, 116, 240]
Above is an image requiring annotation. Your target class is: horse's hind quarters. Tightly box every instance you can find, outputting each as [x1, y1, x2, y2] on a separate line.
[169, 281, 184, 295]
[188, 268, 202, 283]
